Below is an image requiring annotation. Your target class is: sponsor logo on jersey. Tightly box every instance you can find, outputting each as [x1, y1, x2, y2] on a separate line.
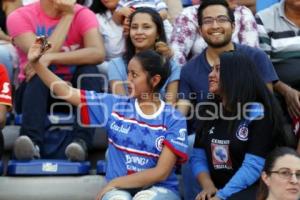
[110, 121, 130, 134]
[1, 82, 10, 94]
[177, 128, 187, 141]
[125, 154, 149, 166]
[209, 126, 215, 135]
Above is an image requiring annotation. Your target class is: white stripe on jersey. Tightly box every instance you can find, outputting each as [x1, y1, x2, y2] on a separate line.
[111, 112, 167, 131]
[109, 138, 160, 158]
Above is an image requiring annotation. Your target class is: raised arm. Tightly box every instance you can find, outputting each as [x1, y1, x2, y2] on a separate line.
[28, 39, 81, 106]
[112, 7, 135, 25]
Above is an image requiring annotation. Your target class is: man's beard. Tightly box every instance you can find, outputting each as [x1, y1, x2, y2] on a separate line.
[205, 36, 232, 48]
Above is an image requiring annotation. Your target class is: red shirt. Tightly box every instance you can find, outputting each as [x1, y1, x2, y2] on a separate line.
[0, 64, 12, 107]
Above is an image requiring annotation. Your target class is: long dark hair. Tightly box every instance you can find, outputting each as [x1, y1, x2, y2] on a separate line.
[197, 0, 235, 26]
[90, 0, 108, 15]
[133, 50, 169, 92]
[256, 147, 300, 200]
[124, 7, 167, 65]
[196, 51, 292, 147]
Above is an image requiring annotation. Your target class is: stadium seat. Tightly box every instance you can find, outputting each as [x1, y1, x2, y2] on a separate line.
[7, 160, 91, 176]
[96, 160, 106, 175]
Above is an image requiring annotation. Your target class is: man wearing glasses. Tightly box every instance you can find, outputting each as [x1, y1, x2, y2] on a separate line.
[170, 0, 259, 67]
[177, 0, 279, 199]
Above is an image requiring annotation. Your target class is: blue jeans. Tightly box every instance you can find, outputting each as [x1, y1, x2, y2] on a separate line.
[17, 65, 103, 151]
[102, 186, 181, 200]
[182, 134, 201, 200]
[0, 44, 14, 81]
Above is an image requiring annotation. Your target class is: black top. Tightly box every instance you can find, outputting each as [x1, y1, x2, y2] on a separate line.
[194, 105, 274, 188]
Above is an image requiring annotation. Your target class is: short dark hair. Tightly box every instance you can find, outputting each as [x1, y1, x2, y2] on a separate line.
[197, 0, 235, 26]
[124, 7, 167, 64]
[257, 147, 300, 200]
[133, 50, 170, 92]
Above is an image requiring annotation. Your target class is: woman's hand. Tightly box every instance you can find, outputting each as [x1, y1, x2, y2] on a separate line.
[53, 0, 76, 16]
[27, 36, 51, 63]
[195, 185, 218, 200]
[210, 196, 221, 200]
[155, 41, 173, 59]
[119, 7, 135, 18]
[122, 17, 130, 37]
[95, 183, 116, 200]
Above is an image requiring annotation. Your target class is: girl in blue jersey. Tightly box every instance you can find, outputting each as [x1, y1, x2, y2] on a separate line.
[191, 51, 292, 200]
[27, 39, 188, 200]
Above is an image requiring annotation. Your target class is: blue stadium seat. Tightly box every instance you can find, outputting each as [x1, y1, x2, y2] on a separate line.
[14, 113, 75, 126]
[7, 160, 90, 176]
[96, 160, 106, 175]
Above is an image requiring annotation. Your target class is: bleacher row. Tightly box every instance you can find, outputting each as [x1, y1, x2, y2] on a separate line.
[3, 112, 107, 174]
[0, 113, 110, 199]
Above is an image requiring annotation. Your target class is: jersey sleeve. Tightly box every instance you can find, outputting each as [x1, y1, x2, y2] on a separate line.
[0, 65, 12, 107]
[80, 90, 116, 127]
[7, 8, 34, 38]
[163, 109, 188, 163]
[254, 50, 278, 83]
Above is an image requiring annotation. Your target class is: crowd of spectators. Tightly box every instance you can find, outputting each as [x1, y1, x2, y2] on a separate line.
[0, 0, 299, 199]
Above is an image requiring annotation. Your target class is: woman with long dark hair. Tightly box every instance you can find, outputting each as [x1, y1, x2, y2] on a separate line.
[257, 147, 300, 200]
[108, 7, 179, 105]
[191, 51, 292, 200]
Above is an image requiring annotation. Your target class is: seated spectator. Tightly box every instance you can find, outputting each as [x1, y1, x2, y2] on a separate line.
[108, 8, 180, 105]
[256, 0, 280, 12]
[27, 38, 188, 200]
[192, 51, 291, 200]
[7, 0, 105, 161]
[170, 0, 259, 67]
[0, 0, 21, 80]
[0, 64, 12, 158]
[176, 1, 279, 199]
[257, 147, 300, 200]
[90, 0, 125, 77]
[112, 0, 173, 41]
[256, 0, 300, 153]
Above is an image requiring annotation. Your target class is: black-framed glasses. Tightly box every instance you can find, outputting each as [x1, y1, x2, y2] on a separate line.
[270, 168, 300, 180]
[202, 15, 232, 26]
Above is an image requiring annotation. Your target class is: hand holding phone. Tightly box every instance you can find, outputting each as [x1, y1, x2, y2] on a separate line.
[36, 35, 51, 53]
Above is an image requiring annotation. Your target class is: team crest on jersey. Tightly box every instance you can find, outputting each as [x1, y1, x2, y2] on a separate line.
[236, 124, 249, 141]
[155, 136, 165, 151]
